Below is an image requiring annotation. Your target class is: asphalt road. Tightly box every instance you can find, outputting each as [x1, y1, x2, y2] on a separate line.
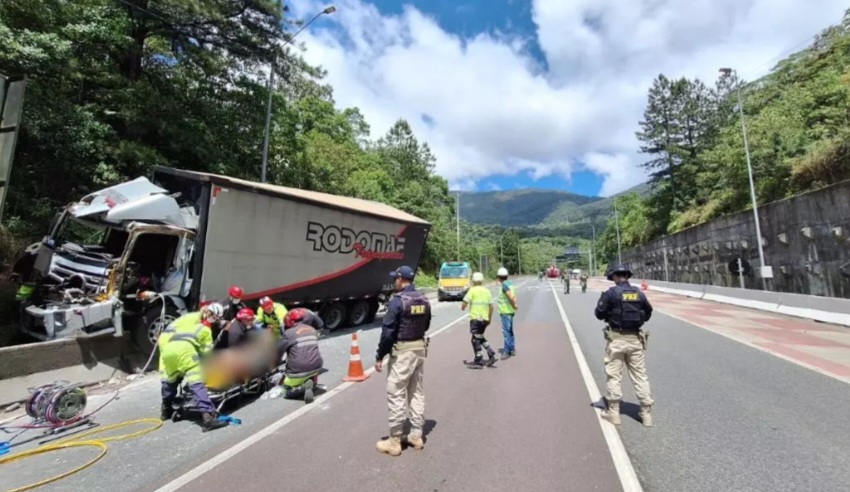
[0, 281, 522, 492]
[5, 277, 850, 492]
[561, 279, 850, 492]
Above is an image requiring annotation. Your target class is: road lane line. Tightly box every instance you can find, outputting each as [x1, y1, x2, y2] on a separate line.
[549, 283, 644, 492]
[152, 310, 472, 492]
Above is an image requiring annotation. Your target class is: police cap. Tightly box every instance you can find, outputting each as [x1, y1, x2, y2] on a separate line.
[606, 264, 632, 281]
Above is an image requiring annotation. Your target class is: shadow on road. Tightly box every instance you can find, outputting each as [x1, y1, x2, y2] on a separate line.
[619, 401, 644, 423]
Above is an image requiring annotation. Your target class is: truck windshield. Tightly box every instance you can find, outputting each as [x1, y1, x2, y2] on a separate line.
[440, 266, 469, 278]
[53, 215, 128, 257]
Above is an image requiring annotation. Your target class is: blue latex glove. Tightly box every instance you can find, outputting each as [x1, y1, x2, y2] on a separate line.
[216, 414, 242, 425]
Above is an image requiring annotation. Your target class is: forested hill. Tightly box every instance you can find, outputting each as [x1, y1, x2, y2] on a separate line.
[593, 8, 850, 262]
[456, 182, 650, 231]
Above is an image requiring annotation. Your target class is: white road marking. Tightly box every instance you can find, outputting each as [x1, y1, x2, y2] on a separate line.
[152, 310, 472, 492]
[550, 283, 644, 492]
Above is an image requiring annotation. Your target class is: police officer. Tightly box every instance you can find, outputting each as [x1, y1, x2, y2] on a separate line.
[594, 264, 654, 427]
[375, 266, 432, 457]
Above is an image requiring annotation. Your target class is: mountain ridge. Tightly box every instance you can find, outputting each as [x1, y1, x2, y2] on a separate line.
[453, 182, 651, 236]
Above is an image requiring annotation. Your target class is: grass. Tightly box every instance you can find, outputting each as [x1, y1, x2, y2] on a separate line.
[415, 270, 439, 289]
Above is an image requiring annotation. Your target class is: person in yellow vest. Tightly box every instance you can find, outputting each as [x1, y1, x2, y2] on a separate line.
[256, 296, 288, 340]
[159, 302, 229, 431]
[496, 267, 519, 360]
[461, 272, 496, 368]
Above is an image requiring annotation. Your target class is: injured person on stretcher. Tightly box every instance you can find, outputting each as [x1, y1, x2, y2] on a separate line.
[187, 307, 326, 414]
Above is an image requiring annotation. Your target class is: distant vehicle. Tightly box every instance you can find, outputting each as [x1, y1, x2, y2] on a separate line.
[12, 167, 431, 353]
[546, 265, 560, 278]
[437, 261, 471, 302]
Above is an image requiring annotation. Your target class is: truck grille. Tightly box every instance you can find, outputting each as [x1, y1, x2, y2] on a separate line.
[49, 253, 108, 293]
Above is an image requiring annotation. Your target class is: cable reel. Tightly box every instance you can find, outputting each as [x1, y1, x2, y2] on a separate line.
[24, 381, 88, 425]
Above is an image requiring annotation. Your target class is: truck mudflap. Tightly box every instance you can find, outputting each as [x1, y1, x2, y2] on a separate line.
[22, 297, 124, 341]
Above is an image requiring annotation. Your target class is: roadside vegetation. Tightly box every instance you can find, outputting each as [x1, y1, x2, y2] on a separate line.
[595, 8, 850, 261]
[0, 1, 579, 345]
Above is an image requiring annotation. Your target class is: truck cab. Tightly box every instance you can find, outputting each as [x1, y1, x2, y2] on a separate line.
[13, 177, 199, 353]
[437, 262, 471, 302]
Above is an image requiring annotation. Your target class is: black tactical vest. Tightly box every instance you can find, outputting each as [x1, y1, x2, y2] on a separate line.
[397, 290, 431, 341]
[611, 283, 645, 330]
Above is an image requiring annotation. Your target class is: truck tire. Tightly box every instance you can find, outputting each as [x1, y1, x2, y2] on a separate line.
[347, 301, 371, 326]
[134, 303, 179, 356]
[364, 300, 380, 324]
[320, 303, 347, 331]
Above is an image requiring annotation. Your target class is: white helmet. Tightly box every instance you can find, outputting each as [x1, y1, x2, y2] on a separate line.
[497, 267, 509, 277]
[472, 272, 485, 283]
[202, 302, 224, 319]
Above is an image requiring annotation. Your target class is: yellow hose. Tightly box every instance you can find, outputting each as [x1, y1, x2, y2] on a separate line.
[0, 418, 163, 492]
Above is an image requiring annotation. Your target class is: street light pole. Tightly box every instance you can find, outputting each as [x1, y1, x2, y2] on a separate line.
[613, 203, 623, 265]
[720, 67, 769, 290]
[455, 192, 461, 261]
[260, 6, 337, 183]
[517, 242, 522, 276]
[591, 222, 597, 274]
[499, 228, 512, 267]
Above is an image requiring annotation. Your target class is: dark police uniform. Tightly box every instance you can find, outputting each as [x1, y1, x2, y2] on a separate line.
[594, 265, 655, 426]
[376, 266, 432, 455]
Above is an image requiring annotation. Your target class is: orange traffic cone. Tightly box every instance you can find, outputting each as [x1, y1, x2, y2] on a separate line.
[343, 332, 370, 382]
[640, 280, 649, 291]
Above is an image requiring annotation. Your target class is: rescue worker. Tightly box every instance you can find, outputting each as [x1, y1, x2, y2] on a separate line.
[222, 285, 247, 321]
[375, 265, 432, 457]
[594, 264, 654, 427]
[256, 296, 288, 340]
[159, 303, 229, 431]
[276, 308, 325, 404]
[215, 307, 256, 350]
[580, 271, 589, 293]
[564, 269, 571, 294]
[496, 267, 519, 360]
[462, 272, 496, 368]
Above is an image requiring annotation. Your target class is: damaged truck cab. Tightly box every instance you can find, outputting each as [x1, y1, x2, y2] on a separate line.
[14, 177, 197, 353]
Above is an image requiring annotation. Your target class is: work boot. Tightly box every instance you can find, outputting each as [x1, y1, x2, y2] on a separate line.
[486, 354, 498, 367]
[376, 436, 402, 456]
[160, 402, 174, 421]
[406, 433, 424, 450]
[500, 351, 512, 360]
[640, 405, 653, 427]
[303, 379, 315, 405]
[464, 359, 484, 369]
[601, 401, 621, 425]
[201, 413, 229, 432]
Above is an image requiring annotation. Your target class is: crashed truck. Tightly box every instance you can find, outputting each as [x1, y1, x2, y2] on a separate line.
[12, 167, 431, 354]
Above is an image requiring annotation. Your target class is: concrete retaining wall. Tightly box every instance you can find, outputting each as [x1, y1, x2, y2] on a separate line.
[621, 179, 850, 298]
[635, 278, 850, 327]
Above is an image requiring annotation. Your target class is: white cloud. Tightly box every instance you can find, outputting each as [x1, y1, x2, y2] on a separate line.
[290, 0, 847, 196]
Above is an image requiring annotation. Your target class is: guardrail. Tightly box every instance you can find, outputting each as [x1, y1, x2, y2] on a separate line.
[634, 278, 850, 327]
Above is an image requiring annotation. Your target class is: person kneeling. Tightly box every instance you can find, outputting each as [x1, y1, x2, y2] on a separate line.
[276, 308, 325, 404]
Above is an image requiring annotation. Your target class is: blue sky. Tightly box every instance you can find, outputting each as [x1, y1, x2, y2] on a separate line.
[292, 0, 847, 197]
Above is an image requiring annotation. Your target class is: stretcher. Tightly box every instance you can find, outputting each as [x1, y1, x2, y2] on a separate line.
[171, 362, 284, 419]
[171, 361, 329, 419]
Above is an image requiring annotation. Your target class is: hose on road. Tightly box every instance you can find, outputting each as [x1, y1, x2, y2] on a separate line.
[0, 418, 163, 492]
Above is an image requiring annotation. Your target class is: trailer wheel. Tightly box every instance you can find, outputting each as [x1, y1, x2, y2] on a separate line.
[364, 300, 380, 324]
[134, 303, 179, 357]
[347, 301, 371, 326]
[320, 303, 347, 331]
